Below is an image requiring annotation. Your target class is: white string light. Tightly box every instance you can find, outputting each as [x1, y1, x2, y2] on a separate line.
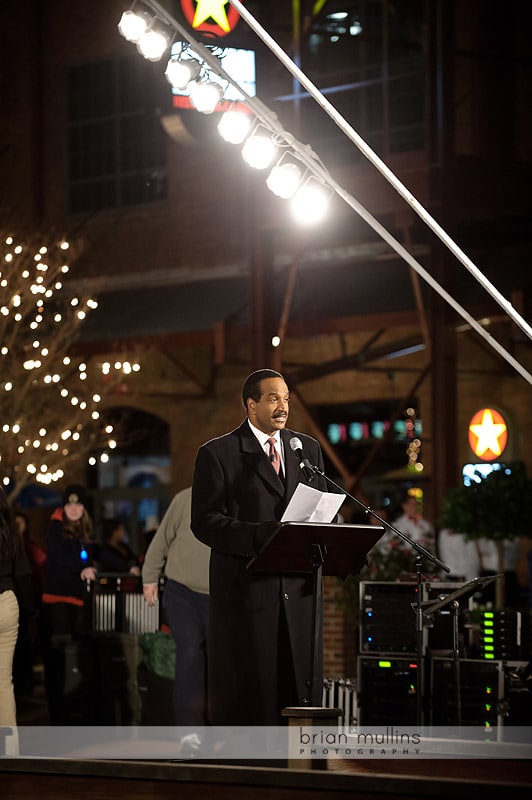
[0, 233, 143, 495]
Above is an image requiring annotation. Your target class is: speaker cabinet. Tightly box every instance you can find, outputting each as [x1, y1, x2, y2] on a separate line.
[357, 656, 419, 725]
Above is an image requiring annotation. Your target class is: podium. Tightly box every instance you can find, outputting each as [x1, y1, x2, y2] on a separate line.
[247, 521, 385, 578]
[247, 522, 385, 715]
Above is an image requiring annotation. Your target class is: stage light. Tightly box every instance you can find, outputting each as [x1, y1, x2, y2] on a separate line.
[241, 129, 277, 170]
[266, 157, 303, 199]
[217, 107, 253, 144]
[165, 55, 201, 90]
[137, 27, 170, 62]
[116, 2, 333, 226]
[189, 80, 223, 114]
[290, 178, 331, 224]
[117, 9, 149, 42]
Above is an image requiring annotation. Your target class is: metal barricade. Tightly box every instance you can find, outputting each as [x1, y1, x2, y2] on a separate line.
[322, 677, 357, 729]
[88, 574, 164, 634]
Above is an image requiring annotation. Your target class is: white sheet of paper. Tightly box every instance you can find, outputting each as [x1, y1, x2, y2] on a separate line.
[281, 482, 345, 524]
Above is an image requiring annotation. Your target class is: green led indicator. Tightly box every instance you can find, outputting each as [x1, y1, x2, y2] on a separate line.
[485, 704, 491, 711]
[483, 612, 494, 619]
[483, 636, 494, 643]
[484, 645, 494, 651]
[485, 686, 492, 694]
[378, 661, 392, 668]
[484, 654, 495, 659]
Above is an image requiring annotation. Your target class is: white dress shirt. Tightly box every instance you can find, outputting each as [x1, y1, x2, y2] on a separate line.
[248, 420, 285, 474]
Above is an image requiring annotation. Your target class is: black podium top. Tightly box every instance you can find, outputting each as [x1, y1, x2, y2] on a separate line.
[247, 521, 385, 578]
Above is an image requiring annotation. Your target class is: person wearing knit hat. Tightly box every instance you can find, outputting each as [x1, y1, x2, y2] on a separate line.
[42, 483, 96, 723]
[62, 484, 88, 508]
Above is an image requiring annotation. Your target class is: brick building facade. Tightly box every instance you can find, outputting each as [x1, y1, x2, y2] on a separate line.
[1, 0, 531, 676]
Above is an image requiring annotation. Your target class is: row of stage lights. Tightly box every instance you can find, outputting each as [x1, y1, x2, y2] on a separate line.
[118, 7, 331, 225]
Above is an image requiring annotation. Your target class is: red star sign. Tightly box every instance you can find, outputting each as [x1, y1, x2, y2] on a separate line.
[468, 408, 508, 461]
[180, 0, 241, 38]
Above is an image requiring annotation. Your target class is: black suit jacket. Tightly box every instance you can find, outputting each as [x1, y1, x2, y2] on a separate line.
[191, 419, 330, 725]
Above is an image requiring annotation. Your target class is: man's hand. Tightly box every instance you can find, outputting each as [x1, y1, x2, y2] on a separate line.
[143, 583, 158, 606]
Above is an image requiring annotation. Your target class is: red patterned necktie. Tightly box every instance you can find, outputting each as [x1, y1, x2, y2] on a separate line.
[267, 437, 281, 475]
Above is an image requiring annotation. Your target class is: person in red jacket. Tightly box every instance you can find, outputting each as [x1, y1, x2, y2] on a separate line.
[42, 484, 96, 723]
[42, 484, 96, 637]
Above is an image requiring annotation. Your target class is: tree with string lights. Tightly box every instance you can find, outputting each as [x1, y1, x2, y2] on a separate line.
[0, 231, 140, 503]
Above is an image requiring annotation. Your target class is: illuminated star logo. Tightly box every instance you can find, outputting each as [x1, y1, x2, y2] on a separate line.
[468, 408, 508, 460]
[193, 0, 231, 32]
[180, 1, 241, 38]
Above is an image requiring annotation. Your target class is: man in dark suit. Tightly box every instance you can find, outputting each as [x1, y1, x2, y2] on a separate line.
[191, 369, 330, 726]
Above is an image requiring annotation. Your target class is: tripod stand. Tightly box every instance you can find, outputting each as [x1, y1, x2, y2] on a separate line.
[299, 458, 449, 726]
[419, 573, 501, 724]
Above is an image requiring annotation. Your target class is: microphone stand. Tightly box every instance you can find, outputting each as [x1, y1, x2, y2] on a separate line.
[305, 460, 450, 728]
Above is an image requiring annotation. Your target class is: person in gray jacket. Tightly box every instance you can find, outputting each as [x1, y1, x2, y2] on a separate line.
[142, 486, 210, 728]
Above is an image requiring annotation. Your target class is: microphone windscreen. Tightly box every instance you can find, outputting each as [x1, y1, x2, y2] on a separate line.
[290, 436, 303, 452]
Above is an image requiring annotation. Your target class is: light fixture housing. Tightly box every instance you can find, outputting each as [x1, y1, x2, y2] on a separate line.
[217, 106, 254, 145]
[117, 9, 150, 43]
[165, 55, 201, 90]
[266, 155, 304, 199]
[137, 26, 170, 62]
[189, 80, 223, 114]
[290, 177, 331, 225]
[241, 128, 278, 170]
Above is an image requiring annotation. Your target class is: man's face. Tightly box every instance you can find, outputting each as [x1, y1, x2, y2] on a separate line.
[247, 377, 289, 435]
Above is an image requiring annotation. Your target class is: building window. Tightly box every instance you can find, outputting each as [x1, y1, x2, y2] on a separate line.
[292, 0, 427, 161]
[67, 56, 167, 213]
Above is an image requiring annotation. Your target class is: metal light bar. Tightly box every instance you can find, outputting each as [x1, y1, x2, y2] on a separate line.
[122, 1, 532, 387]
[122, 1, 330, 181]
[227, 0, 532, 349]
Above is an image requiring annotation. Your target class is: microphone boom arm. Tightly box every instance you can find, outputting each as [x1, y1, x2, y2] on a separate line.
[304, 461, 449, 574]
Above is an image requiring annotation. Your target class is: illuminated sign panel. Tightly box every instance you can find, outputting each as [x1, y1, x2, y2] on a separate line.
[468, 407, 508, 461]
[180, 0, 241, 38]
[170, 41, 256, 111]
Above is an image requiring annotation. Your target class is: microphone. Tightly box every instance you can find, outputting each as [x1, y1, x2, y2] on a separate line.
[289, 437, 315, 482]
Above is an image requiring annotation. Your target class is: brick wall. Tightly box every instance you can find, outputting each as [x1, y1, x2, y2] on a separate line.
[323, 576, 358, 679]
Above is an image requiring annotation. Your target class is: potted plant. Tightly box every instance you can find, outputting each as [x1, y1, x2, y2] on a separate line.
[438, 461, 532, 608]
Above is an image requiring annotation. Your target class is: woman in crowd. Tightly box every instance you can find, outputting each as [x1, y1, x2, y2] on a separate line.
[42, 484, 96, 637]
[42, 484, 97, 723]
[0, 488, 35, 732]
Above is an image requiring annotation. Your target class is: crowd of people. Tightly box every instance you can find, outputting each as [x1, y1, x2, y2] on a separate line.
[1, 367, 531, 740]
[0, 482, 147, 729]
